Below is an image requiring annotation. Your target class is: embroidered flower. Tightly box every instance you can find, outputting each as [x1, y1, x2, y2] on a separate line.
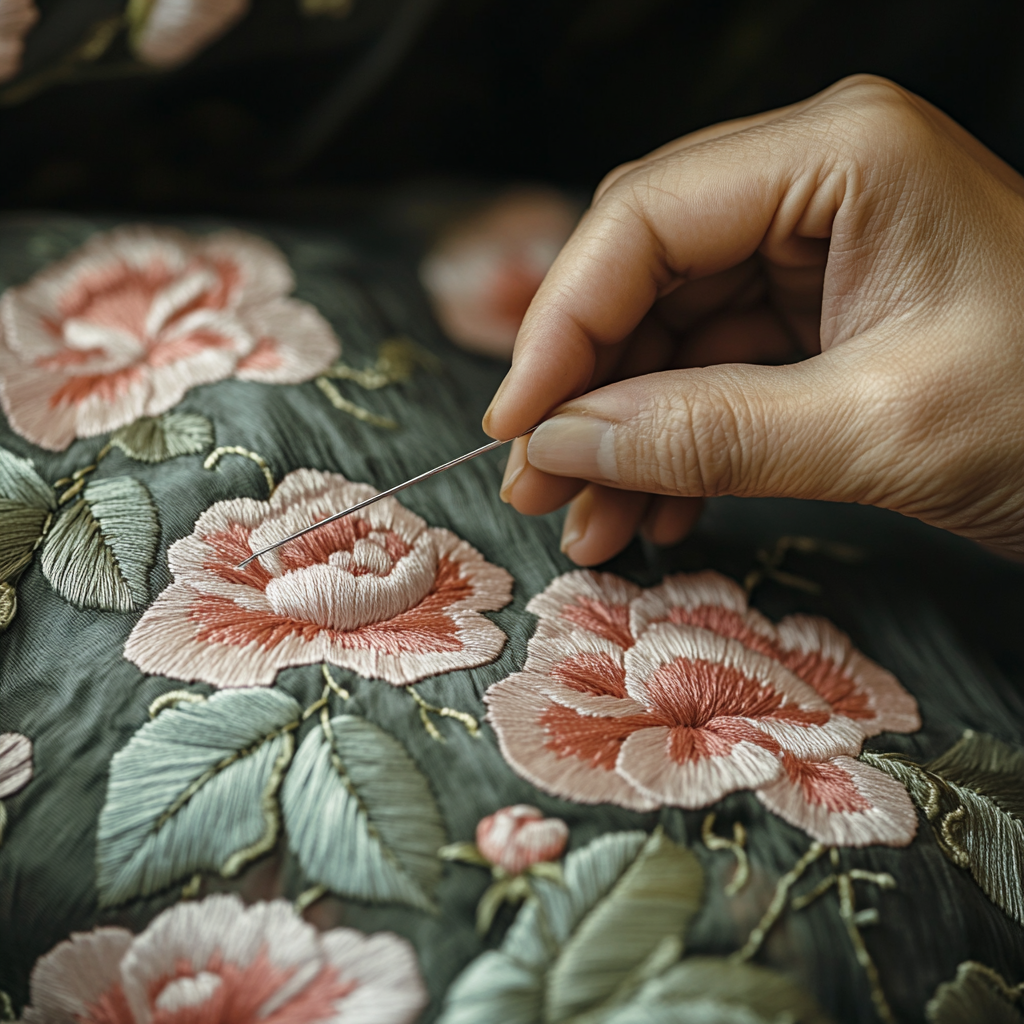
[486, 570, 921, 847]
[131, 0, 250, 68]
[0, 0, 38, 82]
[125, 468, 513, 687]
[476, 804, 569, 876]
[440, 805, 568, 933]
[0, 226, 340, 451]
[0, 731, 32, 799]
[20, 893, 426, 1024]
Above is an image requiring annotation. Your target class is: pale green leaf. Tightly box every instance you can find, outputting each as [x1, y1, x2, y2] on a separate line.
[589, 958, 833, 1024]
[95, 689, 300, 906]
[439, 830, 705, 1024]
[864, 733, 1024, 925]
[110, 413, 214, 463]
[0, 447, 54, 510]
[281, 714, 447, 912]
[926, 961, 1024, 1024]
[40, 477, 159, 611]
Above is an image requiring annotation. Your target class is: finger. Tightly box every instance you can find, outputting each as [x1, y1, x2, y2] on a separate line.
[641, 495, 704, 546]
[483, 113, 836, 441]
[560, 485, 651, 566]
[669, 306, 799, 369]
[500, 435, 586, 514]
[524, 351, 888, 506]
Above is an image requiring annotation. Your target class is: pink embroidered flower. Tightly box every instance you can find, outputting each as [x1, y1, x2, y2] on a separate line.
[21, 893, 426, 1024]
[124, 468, 514, 687]
[486, 570, 922, 847]
[475, 805, 569, 876]
[0, 0, 38, 82]
[132, 0, 250, 68]
[0, 731, 32, 799]
[0, 226, 340, 451]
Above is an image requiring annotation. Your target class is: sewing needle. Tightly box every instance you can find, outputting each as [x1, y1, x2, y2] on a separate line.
[235, 435, 523, 569]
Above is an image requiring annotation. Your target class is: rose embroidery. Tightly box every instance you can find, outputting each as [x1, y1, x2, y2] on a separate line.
[486, 570, 921, 847]
[125, 468, 514, 687]
[0, 226, 339, 451]
[20, 893, 426, 1024]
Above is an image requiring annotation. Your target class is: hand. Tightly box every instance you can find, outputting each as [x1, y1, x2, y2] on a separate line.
[484, 75, 1024, 564]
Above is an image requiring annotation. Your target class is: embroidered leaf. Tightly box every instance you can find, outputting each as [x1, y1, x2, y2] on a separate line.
[40, 477, 159, 611]
[925, 961, 1024, 1024]
[0, 502, 50, 581]
[440, 830, 704, 1024]
[110, 413, 214, 463]
[0, 447, 54, 511]
[592, 958, 833, 1024]
[281, 714, 447, 913]
[0, 582, 14, 630]
[863, 732, 1024, 925]
[95, 689, 300, 906]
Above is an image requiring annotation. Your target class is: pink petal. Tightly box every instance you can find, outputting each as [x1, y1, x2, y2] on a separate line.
[0, 731, 33, 798]
[756, 754, 919, 847]
[617, 725, 783, 807]
[234, 299, 340, 384]
[485, 675, 658, 812]
[23, 928, 133, 1024]
[476, 805, 569, 874]
[526, 570, 641, 650]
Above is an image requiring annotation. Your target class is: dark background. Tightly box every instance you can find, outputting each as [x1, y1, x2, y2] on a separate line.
[1, 0, 1022, 216]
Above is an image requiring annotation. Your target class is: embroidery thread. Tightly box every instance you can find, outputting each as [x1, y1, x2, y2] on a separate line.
[124, 467, 513, 687]
[486, 569, 920, 846]
[0, 731, 32, 845]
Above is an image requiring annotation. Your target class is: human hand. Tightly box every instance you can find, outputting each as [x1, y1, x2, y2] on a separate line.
[484, 75, 1024, 564]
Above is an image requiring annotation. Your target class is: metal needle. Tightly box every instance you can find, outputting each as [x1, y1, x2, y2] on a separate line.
[235, 435, 522, 569]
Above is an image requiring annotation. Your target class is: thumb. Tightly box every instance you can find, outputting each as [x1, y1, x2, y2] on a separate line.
[525, 350, 895, 505]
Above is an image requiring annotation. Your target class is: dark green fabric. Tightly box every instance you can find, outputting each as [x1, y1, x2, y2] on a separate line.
[0, 213, 1022, 1023]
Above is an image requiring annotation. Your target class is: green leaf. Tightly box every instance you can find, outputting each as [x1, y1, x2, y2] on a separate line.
[0, 501, 49, 581]
[40, 477, 159, 611]
[0, 583, 14, 631]
[590, 958, 834, 1024]
[95, 688, 300, 906]
[0, 447, 54, 511]
[440, 830, 705, 1024]
[925, 961, 1024, 1024]
[864, 732, 1024, 925]
[110, 413, 214, 463]
[281, 714, 447, 913]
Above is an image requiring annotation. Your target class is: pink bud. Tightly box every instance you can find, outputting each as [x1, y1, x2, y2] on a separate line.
[475, 805, 569, 876]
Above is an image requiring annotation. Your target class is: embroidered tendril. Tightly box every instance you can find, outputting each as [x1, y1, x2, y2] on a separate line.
[53, 441, 114, 504]
[148, 689, 209, 718]
[701, 812, 750, 897]
[203, 446, 276, 496]
[408, 687, 480, 743]
[743, 535, 864, 597]
[315, 377, 398, 429]
[321, 663, 351, 700]
[180, 873, 202, 899]
[294, 884, 328, 914]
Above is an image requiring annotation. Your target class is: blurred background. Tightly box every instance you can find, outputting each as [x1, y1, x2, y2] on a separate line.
[1, 0, 1021, 217]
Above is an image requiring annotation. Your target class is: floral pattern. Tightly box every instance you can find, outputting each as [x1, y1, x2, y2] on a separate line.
[0, 226, 339, 450]
[20, 893, 426, 1024]
[475, 804, 569, 876]
[0, 0, 38, 82]
[485, 570, 922, 847]
[124, 468, 514, 686]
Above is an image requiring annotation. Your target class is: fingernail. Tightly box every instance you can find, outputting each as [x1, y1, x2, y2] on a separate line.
[560, 488, 593, 556]
[482, 377, 509, 434]
[499, 437, 528, 503]
[528, 415, 618, 481]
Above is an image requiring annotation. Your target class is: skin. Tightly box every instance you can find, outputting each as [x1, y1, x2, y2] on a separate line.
[484, 75, 1024, 565]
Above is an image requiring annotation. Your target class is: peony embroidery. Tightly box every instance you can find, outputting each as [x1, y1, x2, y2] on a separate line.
[486, 570, 922, 847]
[0, 0, 38, 83]
[20, 893, 427, 1024]
[124, 468, 514, 687]
[0, 226, 339, 451]
[440, 805, 568, 933]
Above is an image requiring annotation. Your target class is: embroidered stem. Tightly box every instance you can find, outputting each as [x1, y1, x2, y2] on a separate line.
[204, 446, 276, 496]
[315, 377, 398, 429]
[0, 989, 14, 1023]
[743, 535, 864, 597]
[701, 813, 750, 897]
[295, 883, 327, 914]
[730, 841, 827, 963]
[180, 873, 202, 899]
[54, 442, 114, 504]
[408, 686, 480, 743]
[148, 689, 208, 719]
[321, 663, 351, 700]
